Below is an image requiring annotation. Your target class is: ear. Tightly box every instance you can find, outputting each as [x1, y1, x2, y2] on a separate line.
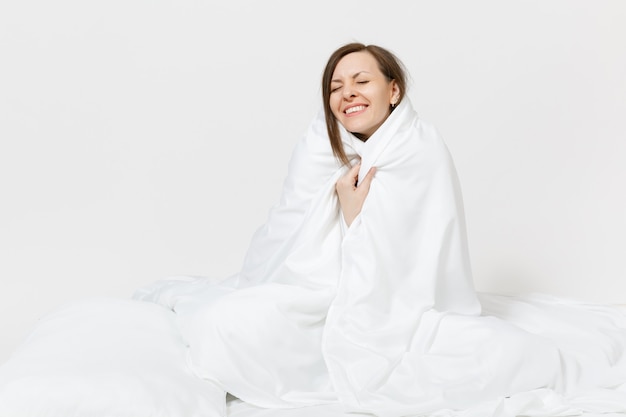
[390, 80, 400, 105]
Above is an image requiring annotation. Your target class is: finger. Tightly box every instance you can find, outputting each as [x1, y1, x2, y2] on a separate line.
[357, 167, 377, 190]
[347, 162, 361, 177]
[340, 162, 361, 187]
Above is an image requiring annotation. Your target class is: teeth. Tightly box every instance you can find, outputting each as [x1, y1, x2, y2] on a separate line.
[345, 105, 366, 114]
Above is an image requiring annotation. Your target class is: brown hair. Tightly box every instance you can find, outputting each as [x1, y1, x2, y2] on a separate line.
[321, 43, 408, 166]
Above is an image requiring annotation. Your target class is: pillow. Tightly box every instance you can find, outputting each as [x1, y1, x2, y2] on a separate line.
[0, 297, 225, 417]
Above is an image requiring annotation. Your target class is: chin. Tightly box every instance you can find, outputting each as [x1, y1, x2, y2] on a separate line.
[343, 121, 366, 135]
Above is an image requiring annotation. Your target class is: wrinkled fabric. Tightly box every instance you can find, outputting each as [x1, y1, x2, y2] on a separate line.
[134, 100, 626, 416]
[0, 298, 226, 417]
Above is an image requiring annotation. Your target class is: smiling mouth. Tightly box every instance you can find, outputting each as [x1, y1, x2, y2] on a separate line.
[345, 105, 367, 115]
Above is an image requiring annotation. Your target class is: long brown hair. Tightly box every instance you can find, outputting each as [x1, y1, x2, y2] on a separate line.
[322, 43, 408, 166]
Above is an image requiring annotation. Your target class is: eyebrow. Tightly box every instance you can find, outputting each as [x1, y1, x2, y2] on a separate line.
[331, 71, 371, 84]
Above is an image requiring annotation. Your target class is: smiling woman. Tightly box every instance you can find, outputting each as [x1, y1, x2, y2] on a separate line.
[328, 50, 400, 140]
[323, 43, 406, 165]
[133, 43, 626, 416]
[1, 42, 626, 417]
[325, 44, 405, 227]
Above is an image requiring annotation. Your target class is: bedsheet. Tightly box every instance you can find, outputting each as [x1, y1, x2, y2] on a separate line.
[1, 292, 625, 417]
[2, 100, 626, 416]
[0, 297, 225, 417]
[131, 98, 626, 416]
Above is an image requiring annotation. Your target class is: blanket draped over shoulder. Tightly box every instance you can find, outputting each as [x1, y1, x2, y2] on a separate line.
[134, 100, 626, 416]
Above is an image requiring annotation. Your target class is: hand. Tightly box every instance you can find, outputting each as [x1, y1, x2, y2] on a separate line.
[335, 163, 376, 227]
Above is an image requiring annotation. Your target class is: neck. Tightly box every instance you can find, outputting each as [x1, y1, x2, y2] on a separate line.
[352, 132, 369, 142]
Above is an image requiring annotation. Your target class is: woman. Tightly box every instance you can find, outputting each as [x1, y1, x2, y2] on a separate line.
[2, 43, 626, 417]
[136, 43, 626, 415]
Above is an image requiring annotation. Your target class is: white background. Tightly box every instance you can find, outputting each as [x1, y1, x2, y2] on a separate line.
[1, 0, 625, 364]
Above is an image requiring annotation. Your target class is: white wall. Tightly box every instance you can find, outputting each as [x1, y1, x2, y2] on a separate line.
[1, 0, 625, 364]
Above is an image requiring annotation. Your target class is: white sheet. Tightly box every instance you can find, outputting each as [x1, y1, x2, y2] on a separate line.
[0, 297, 225, 417]
[2, 99, 626, 417]
[134, 100, 626, 416]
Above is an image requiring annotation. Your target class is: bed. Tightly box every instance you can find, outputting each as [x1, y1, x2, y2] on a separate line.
[1, 293, 625, 417]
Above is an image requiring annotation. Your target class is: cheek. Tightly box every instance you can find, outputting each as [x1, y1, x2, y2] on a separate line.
[375, 88, 392, 105]
[329, 96, 342, 118]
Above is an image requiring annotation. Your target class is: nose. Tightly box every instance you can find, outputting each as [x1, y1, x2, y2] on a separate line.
[342, 84, 356, 99]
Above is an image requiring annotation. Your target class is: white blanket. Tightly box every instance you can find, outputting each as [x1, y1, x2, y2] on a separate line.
[0, 298, 226, 417]
[133, 100, 626, 416]
[2, 100, 625, 416]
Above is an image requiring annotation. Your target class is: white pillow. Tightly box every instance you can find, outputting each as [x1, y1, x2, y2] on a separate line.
[0, 297, 225, 417]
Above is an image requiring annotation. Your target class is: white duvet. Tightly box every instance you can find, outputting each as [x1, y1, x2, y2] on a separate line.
[0, 297, 225, 417]
[1, 100, 626, 417]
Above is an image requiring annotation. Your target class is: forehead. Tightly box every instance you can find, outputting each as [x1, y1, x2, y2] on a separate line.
[332, 51, 382, 78]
